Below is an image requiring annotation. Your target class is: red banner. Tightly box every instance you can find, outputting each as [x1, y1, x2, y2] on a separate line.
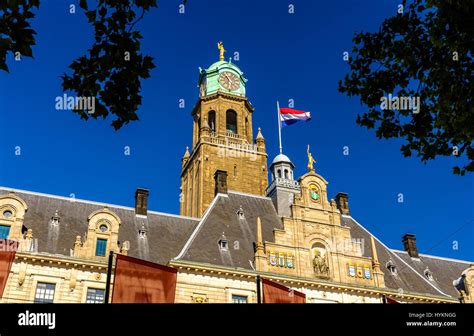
[111, 254, 177, 303]
[262, 278, 306, 303]
[384, 295, 400, 304]
[0, 240, 19, 298]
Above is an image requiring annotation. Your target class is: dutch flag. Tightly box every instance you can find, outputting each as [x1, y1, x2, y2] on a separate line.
[279, 107, 311, 127]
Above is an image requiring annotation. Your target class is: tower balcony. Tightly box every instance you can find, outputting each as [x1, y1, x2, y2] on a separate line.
[266, 177, 301, 194]
[225, 130, 245, 139]
[201, 131, 260, 153]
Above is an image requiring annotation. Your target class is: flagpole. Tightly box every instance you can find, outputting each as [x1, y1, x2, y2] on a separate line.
[277, 101, 282, 154]
[104, 250, 114, 304]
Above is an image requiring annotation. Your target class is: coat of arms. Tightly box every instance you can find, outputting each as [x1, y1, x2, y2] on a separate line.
[348, 265, 356, 277]
[269, 252, 277, 266]
[364, 268, 371, 279]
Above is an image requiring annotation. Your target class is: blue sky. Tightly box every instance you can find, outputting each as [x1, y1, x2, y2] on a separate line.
[0, 0, 472, 261]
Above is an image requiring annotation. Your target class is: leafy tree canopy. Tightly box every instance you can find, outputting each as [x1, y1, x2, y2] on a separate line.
[339, 0, 473, 175]
[1, 0, 158, 129]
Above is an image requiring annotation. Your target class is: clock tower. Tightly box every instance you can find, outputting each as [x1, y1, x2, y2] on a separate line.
[180, 43, 268, 217]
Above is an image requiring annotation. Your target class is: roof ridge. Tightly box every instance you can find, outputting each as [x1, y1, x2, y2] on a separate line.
[391, 249, 472, 265]
[342, 215, 452, 297]
[172, 194, 223, 260]
[0, 186, 200, 221]
[227, 190, 272, 200]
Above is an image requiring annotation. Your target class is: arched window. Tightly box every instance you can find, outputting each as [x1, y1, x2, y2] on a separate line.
[245, 117, 249, 137]
[208, 111, 216, 132]
[226, 109, 237, 134]
[284, 169, 289, 179]
[277, 169, 282, 178]
[386, 259, 397, 275]
[424, 268, 434, 281]
[197, 117, 201, 137]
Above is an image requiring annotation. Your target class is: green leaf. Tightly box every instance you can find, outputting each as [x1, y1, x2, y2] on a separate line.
[86, 10, 96, 22]
[79, 0, 88, 10]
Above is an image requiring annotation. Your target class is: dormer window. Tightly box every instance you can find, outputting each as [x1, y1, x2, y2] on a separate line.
[95, 238, 107, 257]
[386, 259, 397, 275]
[3, 210, 12, 219]
[50, 210, 60, 226]
[0, 225, 10, 239]
[424, 268, 434, 281]
[138, 224, 147, 238]
[236, 206, 245, 220]
[218, 233, 228, 251]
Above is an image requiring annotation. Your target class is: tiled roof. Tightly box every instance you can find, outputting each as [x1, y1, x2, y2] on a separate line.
[1, 187, 470, 299]
[0, 188, 199, 265]
[175, 191, 283, 269]
[341, 215, 470, 298]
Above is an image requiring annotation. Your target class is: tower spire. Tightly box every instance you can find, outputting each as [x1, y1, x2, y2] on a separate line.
[256, 217, 264, 253]
[254, 216, 267, 271]
[370, 235, 385, 287]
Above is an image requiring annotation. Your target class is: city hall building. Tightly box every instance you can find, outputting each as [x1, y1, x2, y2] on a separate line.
[0, 49, 472, 304]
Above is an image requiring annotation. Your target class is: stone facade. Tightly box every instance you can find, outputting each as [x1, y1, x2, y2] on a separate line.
[1, 54, 472, 305]
[180, 92, 268, 218]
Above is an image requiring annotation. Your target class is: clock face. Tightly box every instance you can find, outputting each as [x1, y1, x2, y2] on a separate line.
[218, 71, 240, 91]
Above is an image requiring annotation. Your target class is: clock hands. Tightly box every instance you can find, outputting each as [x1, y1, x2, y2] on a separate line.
[219, 72, 239, 90]
[224, 73, 233, 89]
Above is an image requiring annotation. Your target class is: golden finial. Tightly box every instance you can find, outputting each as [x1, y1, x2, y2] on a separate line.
[217, 41, 226, 61]
[307, 144, 316, 171]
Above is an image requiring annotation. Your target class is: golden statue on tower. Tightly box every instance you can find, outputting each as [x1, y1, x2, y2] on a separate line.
[218, 41, 226, 61]
[307, 144, 316, 171]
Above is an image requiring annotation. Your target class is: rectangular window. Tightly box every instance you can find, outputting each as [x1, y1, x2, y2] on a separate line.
[34, 283, 55, 303]
[86, 288, 105, 304]
[232, 295, 248, 304]
[95, 238, 107, 257]
[0, 225, 10, 239]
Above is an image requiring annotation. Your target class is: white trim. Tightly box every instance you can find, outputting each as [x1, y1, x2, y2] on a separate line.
[227, 190, 272, 200]
[342, 215, 452, 297]
[173, 194, 223, 260]
[148, 211, 199, 221]
[391, 249, 472, 264]
[0, 186, 200, 221]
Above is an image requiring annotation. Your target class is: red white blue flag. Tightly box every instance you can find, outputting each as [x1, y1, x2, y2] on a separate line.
[279, 107, 311, 127]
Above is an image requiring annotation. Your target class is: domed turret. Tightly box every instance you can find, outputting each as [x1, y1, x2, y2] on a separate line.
[270, 154, 295, 181]
[267, 153, 301, 217]
[198, 43, 247, 97]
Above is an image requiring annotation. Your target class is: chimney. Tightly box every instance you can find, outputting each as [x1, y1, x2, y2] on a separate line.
[335, 192, 350, 215]
[135, 188, 149, 216]
[402, 233, 419, 258]
[214, 170, 228, 195]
